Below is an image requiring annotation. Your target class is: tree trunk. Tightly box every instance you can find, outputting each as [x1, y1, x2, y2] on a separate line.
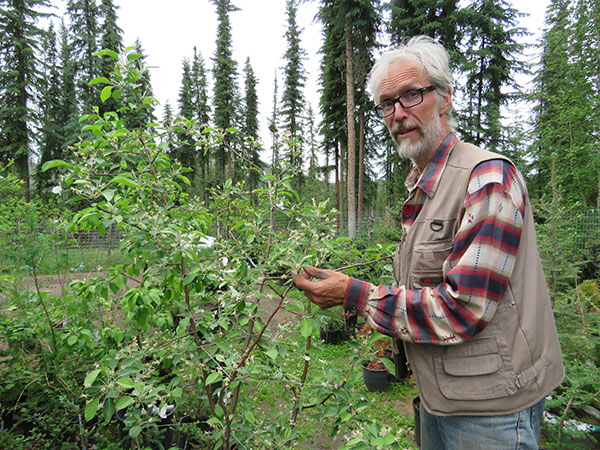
[358, 110, 365, 231]
[338, 140, 345, 232]
[345, 23, 356, 238]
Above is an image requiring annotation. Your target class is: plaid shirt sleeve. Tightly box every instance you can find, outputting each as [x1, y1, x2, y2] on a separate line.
[344, 159, 527, 345]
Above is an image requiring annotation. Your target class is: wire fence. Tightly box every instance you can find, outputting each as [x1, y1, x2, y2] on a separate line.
[572, 209, 600, 251]
[20, 208, 600, 264]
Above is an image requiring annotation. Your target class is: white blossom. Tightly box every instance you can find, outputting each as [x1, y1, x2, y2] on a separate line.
[51, 185, 62, 194]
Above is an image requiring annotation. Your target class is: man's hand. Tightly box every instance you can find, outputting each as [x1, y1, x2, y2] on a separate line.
[291, 266, 349, 308]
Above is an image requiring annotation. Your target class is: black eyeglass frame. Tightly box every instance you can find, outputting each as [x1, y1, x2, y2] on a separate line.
[374, 85, 436, 118]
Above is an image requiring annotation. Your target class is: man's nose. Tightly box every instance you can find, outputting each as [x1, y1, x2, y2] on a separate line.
[392, 101, 409, 121]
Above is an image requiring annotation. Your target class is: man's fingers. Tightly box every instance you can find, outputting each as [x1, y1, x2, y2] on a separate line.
[303, 266, 329, 280]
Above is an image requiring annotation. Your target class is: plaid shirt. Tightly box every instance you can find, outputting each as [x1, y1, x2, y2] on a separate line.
[345, 134, 527, 345]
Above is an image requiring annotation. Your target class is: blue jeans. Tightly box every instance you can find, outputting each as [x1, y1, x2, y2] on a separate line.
[420, 398, 545, 450]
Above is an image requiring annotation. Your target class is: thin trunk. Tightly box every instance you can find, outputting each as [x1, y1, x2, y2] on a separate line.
[358, 110, 365, 229]
[345, 23, 356, 238]
[338, 140, 345, 232]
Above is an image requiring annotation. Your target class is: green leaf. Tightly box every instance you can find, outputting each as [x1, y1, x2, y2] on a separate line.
[67, 335, 77, 346]
[103, 398, 116, 422]
[126, 52, 142, 61]
[244, 410, 255, 423]
[381, 357, 395, 374]
[300, 319, 313, 338]
[265, 348, 278, 360]
[111, 174, 140, 188]
[112, 89, 122, 100]
[84, 369, 102, 387]
[117, 377, 135, 388]
[129, 425, 142, 439]
[171, 387, 183, 398]
[41, 159, 73, 172]
[100, 85, 113, 103]
[89, 76, 109, 86]
[205, 372, 221, 386]
[206, 416, 222, 426]
[116, 396, 133, 410]
[94, 49, 118, 59]
[84, 398, 99, 421]
[102, 189, 115, 202]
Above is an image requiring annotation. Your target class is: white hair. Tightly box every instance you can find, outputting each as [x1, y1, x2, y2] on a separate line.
[368, 35, 455, 128]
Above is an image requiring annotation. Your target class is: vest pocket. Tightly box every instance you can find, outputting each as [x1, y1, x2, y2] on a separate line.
[409, 240, 453, 288]
[436, 324, 517, 400]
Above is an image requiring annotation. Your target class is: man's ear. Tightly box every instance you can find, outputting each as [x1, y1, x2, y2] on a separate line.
[438, 89, 452, 116]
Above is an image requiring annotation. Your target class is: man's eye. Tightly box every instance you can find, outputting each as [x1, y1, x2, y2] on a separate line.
[381, 100, 394, 108]
[404, 90, 419, 99]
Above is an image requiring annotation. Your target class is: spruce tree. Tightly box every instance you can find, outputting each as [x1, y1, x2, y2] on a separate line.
[457, 0, 527, 151]
[387, 0, 463, 65]
[0, 0, 51, 194]
[190, 47, 211, 192]
[121, 40, 155, 129]
[317, 0, 347, 215]
[57, 19, 80, 150]
[98, 0, 123, 115]
[190, 47, 211, 126]
[242, 57, 260, 194]
[37, 23, 64, 196]
[176, 57, 196, 173]
[317, 0, 380, 235]
[66, 0, 101, 110]
[211, 0, 239, 179]
[281, 0, 307, 187]
[531, 0, 600, 207]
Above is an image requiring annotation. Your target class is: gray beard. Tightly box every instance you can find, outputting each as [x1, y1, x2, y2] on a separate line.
[393, 111, 442, 161]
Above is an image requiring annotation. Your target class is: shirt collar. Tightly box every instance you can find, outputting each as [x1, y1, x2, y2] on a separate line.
[405, 132, 457, 198]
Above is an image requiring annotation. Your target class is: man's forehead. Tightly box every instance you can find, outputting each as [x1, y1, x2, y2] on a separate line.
[378, 60, 427, 96]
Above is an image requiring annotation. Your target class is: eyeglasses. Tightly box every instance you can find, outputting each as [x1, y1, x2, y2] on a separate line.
[374, 86, 436, 118]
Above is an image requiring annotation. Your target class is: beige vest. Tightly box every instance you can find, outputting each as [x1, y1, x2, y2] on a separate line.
[393, 140, 564, 416]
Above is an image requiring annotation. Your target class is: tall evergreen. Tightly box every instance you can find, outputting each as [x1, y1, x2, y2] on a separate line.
[37, 22, 63, 196]
[121, 40, 155, 129]
[242, 57, 260, 193]
[457, 0, 527, 151]
[161, 101, 175, 152]
[176, 57, 196, 173]
[531, 0, 600, 207]
[190, 48, 211, 193]
[190, 47, 210, 126]
[211, 0, 239, 178]
[317, 0, 380, 235]
[0, 0, 51, 194]
[317, 0, 347, 217]
[56, 19, 80, 149]
[281, 0, 307, 185]
[66, 0, 101, 110]
[98, 0, 123, 115]
[178, 58, 194, 119]
[387, 0, 463, 65]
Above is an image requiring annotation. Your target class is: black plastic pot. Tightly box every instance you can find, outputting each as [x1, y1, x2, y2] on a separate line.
[362, 363, 388, 392]
[413, 396, 421, 448]
[320, 326, 342, 344]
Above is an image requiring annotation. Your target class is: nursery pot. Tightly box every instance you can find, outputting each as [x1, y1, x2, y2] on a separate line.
[362, 363, 388, 392]
[413, 396, 421, 448]
[320, 326, 342, 344]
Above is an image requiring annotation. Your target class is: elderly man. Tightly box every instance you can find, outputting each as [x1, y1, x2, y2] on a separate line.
[292, 36, 563, 449]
